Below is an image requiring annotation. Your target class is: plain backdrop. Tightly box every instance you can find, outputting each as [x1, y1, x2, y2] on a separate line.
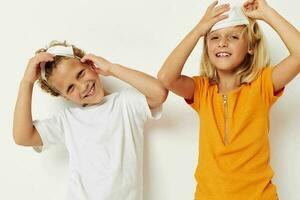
[0, 0, 299, 199]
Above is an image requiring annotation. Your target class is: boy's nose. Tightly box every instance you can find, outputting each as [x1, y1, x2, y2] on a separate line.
[77, 82, 88, 95]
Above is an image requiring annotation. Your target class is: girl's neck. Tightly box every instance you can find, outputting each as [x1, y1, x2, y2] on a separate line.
[217, 70, 240, 94]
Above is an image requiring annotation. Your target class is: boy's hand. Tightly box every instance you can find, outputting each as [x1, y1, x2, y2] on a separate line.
[23, 52, 54, 85]
[81, 54, 113, 76]
[198, 1, 230, 35]
[243, 0, 271, 20]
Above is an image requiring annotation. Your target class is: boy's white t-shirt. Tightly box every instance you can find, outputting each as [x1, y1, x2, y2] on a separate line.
[33, 88, 161, 200]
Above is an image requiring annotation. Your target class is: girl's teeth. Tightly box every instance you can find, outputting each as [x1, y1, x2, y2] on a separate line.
[217, 53, 230, 57]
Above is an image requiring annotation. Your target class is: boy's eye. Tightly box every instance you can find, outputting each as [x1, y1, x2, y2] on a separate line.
[78, 69, 85, 78]
[67, 84, 74, 94]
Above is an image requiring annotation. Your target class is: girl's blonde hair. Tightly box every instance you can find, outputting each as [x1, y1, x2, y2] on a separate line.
[36, 41, 85, 96]
[200, 19, 270, 84]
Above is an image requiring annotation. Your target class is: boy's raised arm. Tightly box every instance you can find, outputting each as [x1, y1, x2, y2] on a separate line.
[81, 54, 168, 109]
[13, 53, 54, 146]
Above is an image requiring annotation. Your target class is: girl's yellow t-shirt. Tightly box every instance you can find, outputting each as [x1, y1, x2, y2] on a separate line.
[187, 67, 284, 200]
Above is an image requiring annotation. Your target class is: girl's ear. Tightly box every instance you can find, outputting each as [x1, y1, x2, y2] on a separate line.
[248, 47, 254, 55]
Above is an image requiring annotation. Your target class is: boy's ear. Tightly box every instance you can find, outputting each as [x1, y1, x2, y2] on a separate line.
[90, 65, 101, 74]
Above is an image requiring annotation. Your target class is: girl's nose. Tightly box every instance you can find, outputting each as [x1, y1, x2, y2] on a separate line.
[218, 37, 228, 47]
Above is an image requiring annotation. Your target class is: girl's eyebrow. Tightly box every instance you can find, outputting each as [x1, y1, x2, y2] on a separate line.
[208, 33, 218, 37]
[229, 30, 243, 34]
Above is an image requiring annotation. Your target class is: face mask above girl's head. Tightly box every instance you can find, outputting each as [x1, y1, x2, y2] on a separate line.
[200, 1, 270, 84]
[37, 41, 105, 106]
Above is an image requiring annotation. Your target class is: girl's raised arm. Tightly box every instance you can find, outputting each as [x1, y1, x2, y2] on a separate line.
[157, 1, 229, 100]
[244, 0, 300, 93]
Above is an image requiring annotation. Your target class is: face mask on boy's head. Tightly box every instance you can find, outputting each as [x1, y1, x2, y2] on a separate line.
[210, 0, 249, 32]
[40, 45, 80, 82]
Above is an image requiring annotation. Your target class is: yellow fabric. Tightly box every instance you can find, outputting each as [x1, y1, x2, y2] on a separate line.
[187, 67, 283, 200]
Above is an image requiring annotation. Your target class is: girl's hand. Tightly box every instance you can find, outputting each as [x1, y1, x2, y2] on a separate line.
[81, 54, 113, 76]
[23, 52, 54, 84]
[243, 0, 271, 20]
[198, 1, 230, 35]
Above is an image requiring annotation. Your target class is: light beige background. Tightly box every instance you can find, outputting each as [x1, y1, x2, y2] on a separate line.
[0, 0, 299, 199]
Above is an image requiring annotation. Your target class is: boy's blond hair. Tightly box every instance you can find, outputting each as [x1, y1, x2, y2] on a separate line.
[36, 41, 85, 96]
[200, 19, 270, 84]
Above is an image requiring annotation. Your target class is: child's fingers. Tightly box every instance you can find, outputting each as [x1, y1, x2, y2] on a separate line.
[207, 0, 219, 11]
[81, 54, 96, 63]
[211, 14, 229, 25]
[32, 53, 54, 66]
[36, 52, 54, 60]
[213, 4, 230, 17]
[214, 3, 230, 12]
[243, 0, 255, 8]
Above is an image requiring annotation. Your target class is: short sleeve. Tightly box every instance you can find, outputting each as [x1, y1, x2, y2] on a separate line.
[32, 112, 65, 153]
[185, 76, 203, 112]
[121, 88, 162, 122]
[260, 67, 284, 107]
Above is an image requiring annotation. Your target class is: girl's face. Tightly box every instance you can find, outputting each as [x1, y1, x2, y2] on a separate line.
[48, 58, 105, 106]
[206, 25, 249, 73]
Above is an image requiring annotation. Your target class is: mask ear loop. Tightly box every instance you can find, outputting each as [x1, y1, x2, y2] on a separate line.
[39, 61, 62, 96]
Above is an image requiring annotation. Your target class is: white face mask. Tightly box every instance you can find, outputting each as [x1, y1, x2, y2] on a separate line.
[210, 0, 249, 32]
[40, 46, 79, 81]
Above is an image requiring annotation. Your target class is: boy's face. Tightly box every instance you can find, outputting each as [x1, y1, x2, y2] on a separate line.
[206, 25, 249, 73]
[48, 58, 105, 106]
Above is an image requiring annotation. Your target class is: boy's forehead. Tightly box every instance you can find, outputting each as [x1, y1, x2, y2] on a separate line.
[56, 59, 82, 75]
[49, 59, 84, 88]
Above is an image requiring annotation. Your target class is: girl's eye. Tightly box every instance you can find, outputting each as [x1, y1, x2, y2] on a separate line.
[230, 35, 239, 40]
[210, 36, 218, 40]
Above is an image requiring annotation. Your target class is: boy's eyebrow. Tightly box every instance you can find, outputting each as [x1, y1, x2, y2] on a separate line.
[76, 69, 84, 79]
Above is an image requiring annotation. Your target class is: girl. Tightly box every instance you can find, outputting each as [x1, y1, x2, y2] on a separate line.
[158, 0, 300, 199]
[13, 41, 167, 200]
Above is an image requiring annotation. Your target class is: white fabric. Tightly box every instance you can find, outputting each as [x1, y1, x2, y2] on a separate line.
[211, 0, 249, 32]
[40, 46, 76, 81]
[46, 46, 75, 57]
[33, 88, 162, 200]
